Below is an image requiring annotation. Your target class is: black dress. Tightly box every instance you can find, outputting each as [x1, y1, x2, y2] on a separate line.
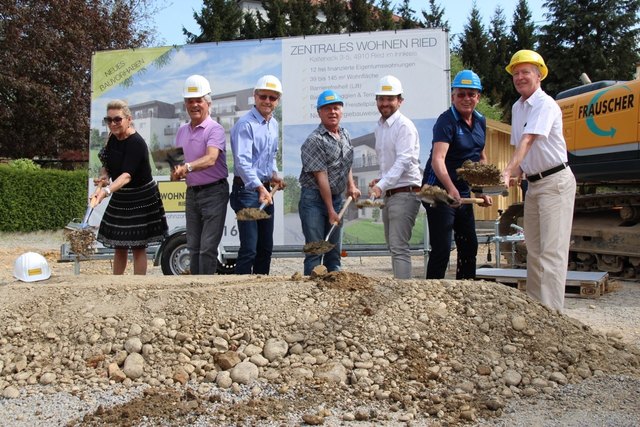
[97, 132, 168, 248]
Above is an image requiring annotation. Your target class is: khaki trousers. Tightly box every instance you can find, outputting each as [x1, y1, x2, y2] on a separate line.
[524, 167, 576, 311]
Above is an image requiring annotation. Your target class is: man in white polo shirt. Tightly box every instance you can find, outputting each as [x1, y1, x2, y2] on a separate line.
[502, 50, 577, 311]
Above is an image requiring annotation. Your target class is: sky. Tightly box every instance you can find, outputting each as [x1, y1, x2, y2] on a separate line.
[152, 0, 546, 47]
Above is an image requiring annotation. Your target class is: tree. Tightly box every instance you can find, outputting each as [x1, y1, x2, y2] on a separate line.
[184, 0, 243, 43]
[288, 0, 320, 36]
[0, 0, 155, 160]
[396, 0, 419, 29]
[240, 11, 262, 40]
[374, 0, 397, 31]
[509, 0, 537, 53]
[458, 2, 490, 81]
[421, 0, 450, 33]
[261, 0, 288, 38]
[485, 7, 511, 112]
[348, 0, 375, 33]
[538, 0, 640, 97]
[320, 0, 349, 34]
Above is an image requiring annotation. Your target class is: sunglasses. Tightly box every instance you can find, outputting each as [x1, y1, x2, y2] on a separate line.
[104, 116, 124, 124]
[257, 94, 279, 102]
[455, 91, 479, 99]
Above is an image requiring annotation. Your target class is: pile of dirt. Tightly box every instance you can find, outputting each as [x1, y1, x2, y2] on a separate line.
[1, 271, 639, 426]
[236, 208, 270, 221]
[456, 160, 502, 186]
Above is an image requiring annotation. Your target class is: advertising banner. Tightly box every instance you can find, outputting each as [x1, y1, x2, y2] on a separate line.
[89, 29, 449, 249]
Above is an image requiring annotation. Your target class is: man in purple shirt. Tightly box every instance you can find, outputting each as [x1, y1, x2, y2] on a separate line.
[230, 75, 285, 274]
[172, 74, 229, 274]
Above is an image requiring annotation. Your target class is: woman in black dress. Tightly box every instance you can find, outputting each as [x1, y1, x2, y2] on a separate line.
[92, 99, 168, 274]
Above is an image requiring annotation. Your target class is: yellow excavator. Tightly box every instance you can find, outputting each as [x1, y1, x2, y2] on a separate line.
[500, 76, 640, 278]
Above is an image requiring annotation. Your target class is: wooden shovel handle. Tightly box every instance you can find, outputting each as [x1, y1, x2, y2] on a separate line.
[336, 196, 353, 223]
[459, 197, 485, 204]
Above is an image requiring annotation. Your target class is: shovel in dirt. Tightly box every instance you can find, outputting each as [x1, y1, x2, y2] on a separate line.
[66, 193, 100, 231]
[236, 184, 279, 221]
[418, 185, 485, 206]
[470, 185, 509, 197]
[303, 196, 353, 255]
[356, 195, 384, 208]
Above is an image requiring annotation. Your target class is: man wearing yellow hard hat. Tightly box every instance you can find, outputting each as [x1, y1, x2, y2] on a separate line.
[502, 50, 577, 312]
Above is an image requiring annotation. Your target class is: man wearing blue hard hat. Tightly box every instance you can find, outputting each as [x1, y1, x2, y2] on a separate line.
[298, 90, 361, 275]
[422, 69, 493, 280]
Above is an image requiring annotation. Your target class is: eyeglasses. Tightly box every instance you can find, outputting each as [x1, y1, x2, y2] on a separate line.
[257, 94, 279, 102]
[104, 116, 124, 124]
[455, 91, 479, 99]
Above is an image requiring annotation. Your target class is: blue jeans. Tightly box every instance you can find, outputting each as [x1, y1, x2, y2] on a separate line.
[299, 188, 343, 275]
[230, 183, 274, 274]
[424, 201, 477, 279]
[185, 181, 229, 275]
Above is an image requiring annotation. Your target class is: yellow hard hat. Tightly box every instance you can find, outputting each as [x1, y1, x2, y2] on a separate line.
[505, 49, 548, 80]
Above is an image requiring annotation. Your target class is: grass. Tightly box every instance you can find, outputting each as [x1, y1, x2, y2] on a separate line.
[343, 213, 426, 245]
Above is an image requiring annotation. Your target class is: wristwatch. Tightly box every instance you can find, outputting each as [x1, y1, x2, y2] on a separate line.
[103, 186, 112, 196]
[185, 163, 193, 173]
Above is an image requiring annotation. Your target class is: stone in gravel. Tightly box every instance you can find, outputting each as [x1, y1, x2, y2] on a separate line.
[124, 337, 143, 353]
[216, 371, 232, 388]
[511, 316, 527, 331]
[2, 386, 20, 399]
[38, 372, 56, 385]
[503, 370, 522, 386]
[107, 363, 126, 382]
[315, 361, 348, 383]
[230, 361, 259, 384]
[549, 372, 568, 385]
[123, 353, 144, 379]
[216, 351, 240, 370]
[264, 338, 288, 362]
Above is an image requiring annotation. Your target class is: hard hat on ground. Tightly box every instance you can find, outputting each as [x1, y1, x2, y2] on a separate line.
[183, 75, 212, 98]
[452, 70, 482, 91]
[375, 75, 403, 96]
[13, 252, 51, 282]
[505, 49, 548, 80]
[316, 90, 344, 109]
[254, 75, 283, 94]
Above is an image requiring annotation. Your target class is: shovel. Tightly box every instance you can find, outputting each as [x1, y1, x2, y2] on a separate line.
[356, 195, 384, 208]
[471, 185, 509, 197]
[418, 185, 485, 206]
[303, 196, 353, 255]
[66, 193, 100, 231]
[236, 184, 279, 221]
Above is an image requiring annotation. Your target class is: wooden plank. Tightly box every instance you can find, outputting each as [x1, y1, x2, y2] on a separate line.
[477, 268, 609, 299]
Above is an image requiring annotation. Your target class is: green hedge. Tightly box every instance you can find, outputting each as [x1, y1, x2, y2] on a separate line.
[0, 164, 88, 231]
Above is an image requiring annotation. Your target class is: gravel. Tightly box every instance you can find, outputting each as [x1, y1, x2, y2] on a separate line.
[0, 230, 639, 426]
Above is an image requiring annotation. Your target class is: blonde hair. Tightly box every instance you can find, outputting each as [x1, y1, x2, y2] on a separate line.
[106, 99, 132, 118]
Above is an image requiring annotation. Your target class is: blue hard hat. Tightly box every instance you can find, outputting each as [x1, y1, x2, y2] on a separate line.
[316, 90, 344, 109]
[452, 69, 482, 91]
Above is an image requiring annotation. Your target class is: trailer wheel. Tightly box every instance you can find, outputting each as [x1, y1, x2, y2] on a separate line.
[161, 234, 190, 275]
[160, 234, 236, 275]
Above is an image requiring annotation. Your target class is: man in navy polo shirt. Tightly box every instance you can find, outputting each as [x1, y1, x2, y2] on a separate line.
[422, 70, 492, 279]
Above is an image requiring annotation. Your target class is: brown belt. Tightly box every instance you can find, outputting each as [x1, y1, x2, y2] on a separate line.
[385, 185, 420, 197]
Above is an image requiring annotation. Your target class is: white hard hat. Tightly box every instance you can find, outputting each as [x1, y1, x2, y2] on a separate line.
[375, 75, 403, 96]
[183, 74, 211, 98]
[254, 75, 283, 94]
[13, 252, 51, 282]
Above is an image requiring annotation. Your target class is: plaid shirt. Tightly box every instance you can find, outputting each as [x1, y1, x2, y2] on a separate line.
[299, 124, 353, 194]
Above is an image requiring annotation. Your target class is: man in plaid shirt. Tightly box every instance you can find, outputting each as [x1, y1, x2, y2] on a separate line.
[298, 90, 361, 275]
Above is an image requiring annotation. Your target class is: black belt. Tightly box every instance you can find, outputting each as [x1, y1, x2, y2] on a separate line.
[233, 176, 271, 188]
[385, 185, 420, 197]
[526, 163, 568, 183]
[188, 178, 227, 191]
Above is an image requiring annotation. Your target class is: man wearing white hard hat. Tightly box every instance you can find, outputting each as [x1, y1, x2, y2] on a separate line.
[230, 75, 286, 275]
[368, 75, 422, 279]
[502, 50, 576, 312]
[172, 74, 229, 275]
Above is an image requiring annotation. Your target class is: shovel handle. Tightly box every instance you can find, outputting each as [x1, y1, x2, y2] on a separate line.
[259, 184, 280, 210]
[460, 197, 485, 205]
[324, 196, 353, 241]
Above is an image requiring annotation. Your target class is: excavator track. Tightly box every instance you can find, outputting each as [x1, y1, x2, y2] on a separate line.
[498, 193, 640, 279]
